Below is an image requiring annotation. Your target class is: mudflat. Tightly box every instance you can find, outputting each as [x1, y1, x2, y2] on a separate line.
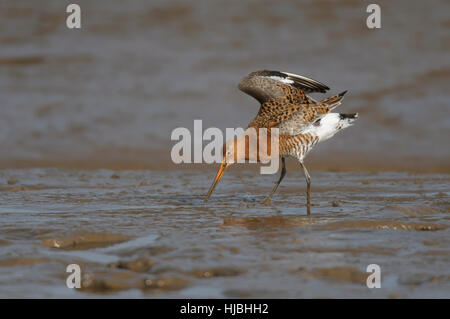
[0, 168, 448, 298]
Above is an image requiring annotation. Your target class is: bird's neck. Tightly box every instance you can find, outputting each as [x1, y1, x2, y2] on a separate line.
[232, 127, 279, 162]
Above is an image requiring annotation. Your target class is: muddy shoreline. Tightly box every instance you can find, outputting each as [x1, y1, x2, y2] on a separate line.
[0, 168, 448, 298]
[0, 149, 449, 174]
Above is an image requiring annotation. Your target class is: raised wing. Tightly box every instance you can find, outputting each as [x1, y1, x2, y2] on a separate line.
[238, 70, 329, 104]
[239, 70, 330, 132]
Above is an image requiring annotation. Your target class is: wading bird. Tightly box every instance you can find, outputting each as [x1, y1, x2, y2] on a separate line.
[204, 70, 358, 214]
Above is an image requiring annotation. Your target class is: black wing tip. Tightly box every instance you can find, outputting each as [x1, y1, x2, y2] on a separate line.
[246, 69, 331, 93]
[339, 90, 348, 97]
[313, 85, 329, 93]
[283, 71, 330, 92]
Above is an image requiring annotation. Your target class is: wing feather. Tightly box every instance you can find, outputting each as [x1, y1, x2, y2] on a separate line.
[238, 70, 329, 104]
[239, 70, 330, 133]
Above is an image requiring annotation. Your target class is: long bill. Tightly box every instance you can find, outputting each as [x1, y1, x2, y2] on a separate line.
[205, 161, 229, 202]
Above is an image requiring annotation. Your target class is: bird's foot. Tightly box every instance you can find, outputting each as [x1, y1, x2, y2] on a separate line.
[263, 199, 271, 206]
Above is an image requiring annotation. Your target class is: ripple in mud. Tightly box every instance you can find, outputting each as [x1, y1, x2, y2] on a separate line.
[81, 271, 189, 295]
[146, 245, 174, 256]
[189, 266, 245, 278]
[222, 216, 318, 230]
[143, 276, 189, 292]
[80, 271, 143, 293]
[42, 232, 132, 250]
[0, 257, 48, 267]
[0, 185, 46, 192]
[286, 245, 398, 256]
[7, 178, 18, 185]
[391, 205, 442, 217]
[398, 273, 450, 286]
[320, 220, 448, 231]
[109, 258, 156, 273]
[295, 266, 367, 284]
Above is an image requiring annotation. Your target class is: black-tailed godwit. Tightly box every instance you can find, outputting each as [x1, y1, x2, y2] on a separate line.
[205, 70, 358, 215]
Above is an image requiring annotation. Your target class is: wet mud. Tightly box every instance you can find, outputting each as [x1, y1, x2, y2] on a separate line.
[0, 168, 448, 298]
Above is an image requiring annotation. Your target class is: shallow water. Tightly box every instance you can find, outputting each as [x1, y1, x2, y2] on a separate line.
[0, 168, 448, 298]
[0, 0, 449, 172]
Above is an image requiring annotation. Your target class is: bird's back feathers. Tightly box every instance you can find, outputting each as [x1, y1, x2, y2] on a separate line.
[240, 70, 349, 135]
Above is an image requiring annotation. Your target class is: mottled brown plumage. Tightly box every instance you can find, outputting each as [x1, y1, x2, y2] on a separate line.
[205, 69, 358, 215]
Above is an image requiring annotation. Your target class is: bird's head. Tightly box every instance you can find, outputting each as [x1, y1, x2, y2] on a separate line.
[204, 137, 242, 202]
[204, 128, 276, 202]
[222, 136, 247, 164]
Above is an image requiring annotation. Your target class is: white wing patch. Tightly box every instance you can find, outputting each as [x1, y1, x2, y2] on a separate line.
[281, 71, 310, 79]
[281, 71, 324, 85]
[269, 76, 294, 84]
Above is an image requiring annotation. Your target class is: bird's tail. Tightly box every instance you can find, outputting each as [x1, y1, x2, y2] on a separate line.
[321, 90, 347, 111]
[308, 112, 358, 143]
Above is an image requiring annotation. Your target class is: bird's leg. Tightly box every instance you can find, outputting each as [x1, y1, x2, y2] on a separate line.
[299, 161, 311, 215]
[263, 157, 286, 206]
